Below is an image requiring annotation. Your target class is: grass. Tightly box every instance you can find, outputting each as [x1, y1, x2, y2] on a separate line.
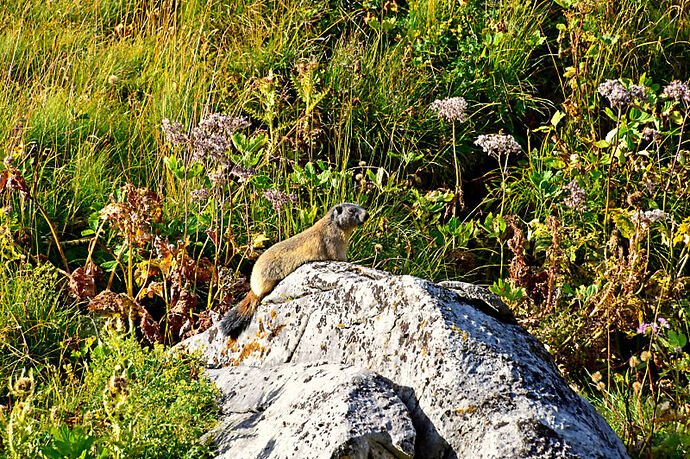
[0, 0, 689, 456]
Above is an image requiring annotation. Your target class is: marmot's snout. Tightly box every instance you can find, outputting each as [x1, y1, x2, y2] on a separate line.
[335, 203, 369, 228]
[349, 206, 369, 224]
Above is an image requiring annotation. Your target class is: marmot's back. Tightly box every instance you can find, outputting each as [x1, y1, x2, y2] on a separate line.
[219, 203, 369, 339]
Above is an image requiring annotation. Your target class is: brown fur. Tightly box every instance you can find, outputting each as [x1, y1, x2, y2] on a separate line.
[219, 203, 368, 338]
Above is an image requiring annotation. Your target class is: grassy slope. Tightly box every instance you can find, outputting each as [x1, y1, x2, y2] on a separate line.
[1, 0, 690, 456]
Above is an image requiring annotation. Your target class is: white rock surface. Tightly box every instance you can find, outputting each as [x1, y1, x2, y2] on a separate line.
[206, 362, 415, 458]
[185, 262, 628, 458]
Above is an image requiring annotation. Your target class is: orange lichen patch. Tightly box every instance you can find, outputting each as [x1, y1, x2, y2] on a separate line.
[236, 340, 260, 364]
[455, 406, 477, 415]
[270, 310, 277, 319]
[377, 315, 380, 320]
[422, 346, 427, 356]
[337, 323, 345, 327]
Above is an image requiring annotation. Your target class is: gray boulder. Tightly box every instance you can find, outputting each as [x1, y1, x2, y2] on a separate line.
[184, 262, 628, 458]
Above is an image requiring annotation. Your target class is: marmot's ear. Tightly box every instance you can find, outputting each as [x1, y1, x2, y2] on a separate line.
[334, 204, 343, 215]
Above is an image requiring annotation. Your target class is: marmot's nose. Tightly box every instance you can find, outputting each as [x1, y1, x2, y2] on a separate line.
[361, 211, 370, 223]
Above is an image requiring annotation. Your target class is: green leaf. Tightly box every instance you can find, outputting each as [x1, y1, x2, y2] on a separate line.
[101, 260, 118, 272]
[164, 155, 185, 180]
[188, 162, 204, 179]
[489, 278, 524, 302]
[375, 167, 385, 186]
[612, 212, 635, 238]
[88, 212, 100, 232]
[668, 330, 687, 349]
[551, 110, 565, 127]
[304, 161, 316, 179]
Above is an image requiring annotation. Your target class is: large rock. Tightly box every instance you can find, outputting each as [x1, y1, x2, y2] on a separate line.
[184, 262, 628, 458]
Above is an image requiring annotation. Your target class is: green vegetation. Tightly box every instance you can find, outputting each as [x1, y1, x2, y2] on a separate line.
[0, 0, 689, 456]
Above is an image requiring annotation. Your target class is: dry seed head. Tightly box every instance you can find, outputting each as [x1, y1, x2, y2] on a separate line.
[14, 376, 33, 397]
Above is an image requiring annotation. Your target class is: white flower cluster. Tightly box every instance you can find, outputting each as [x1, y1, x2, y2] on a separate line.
[632, 209, 671, 225]
[474, 134, 522, 159]
[429, 97, 468, 123]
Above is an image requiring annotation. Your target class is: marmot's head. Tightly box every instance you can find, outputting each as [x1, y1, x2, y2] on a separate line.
[331, 203, 369, 230]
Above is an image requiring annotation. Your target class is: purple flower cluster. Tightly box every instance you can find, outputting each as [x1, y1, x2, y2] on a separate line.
[474, 134, 522, 159]
[429, 97, 468, 123]
[161, 119, 187, 145]
[662, 80, 690, 103]
[563, 179, 587, 211]
[642, 127, 661, 141]
[189, 128, 230, 164]
[637, 318, 670, 335]
[230, 165, 258, 183]
[597, 80, 646, 107]
[161, 113, 251, 165]
[198, 113, 250, 136]
[190, 188, 212, 204]
[263, 189, 297, 211]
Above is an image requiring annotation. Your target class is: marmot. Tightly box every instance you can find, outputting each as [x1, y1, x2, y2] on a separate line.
[219, 202, 369, 338]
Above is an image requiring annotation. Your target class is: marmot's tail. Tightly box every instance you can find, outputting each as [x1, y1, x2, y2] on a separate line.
[218, 291, 259, 339]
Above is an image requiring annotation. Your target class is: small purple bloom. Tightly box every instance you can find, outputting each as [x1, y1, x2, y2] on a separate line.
[637, 319, 669, 336]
